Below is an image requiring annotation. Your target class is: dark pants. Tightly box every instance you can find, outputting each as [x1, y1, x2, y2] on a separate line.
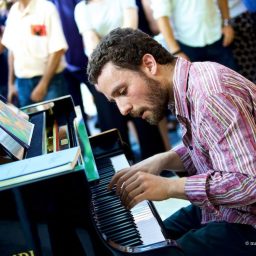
[16, 72, 68, 107]
[0, 50, 8, 99]
[178, 37, 238, 71]
[164, 205, 256, 256]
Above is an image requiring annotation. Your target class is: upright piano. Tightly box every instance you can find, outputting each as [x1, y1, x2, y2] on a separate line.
[0, 96, 183, 256]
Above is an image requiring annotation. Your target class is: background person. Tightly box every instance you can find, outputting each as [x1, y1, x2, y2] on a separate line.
[1, 0, 68, 107]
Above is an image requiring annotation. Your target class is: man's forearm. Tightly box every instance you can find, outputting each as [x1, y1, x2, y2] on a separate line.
[7, 50, 15, 88]
[157, 16, 180, 53]
[158, 150, 186, 173]
[167, 177, 187, 200]
[217, 0, 230, 22]
[39, 49, 65, 87]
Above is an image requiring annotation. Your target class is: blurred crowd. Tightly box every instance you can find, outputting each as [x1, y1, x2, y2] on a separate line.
[0, 0, 255, 161]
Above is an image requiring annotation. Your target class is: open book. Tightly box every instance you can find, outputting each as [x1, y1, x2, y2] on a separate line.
[0, 100, 34, 148]
[0, 99, 35, 160]
[0, 146, 81, 190]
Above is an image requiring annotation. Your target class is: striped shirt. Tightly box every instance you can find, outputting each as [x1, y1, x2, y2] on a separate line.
[173, 57, 256, 227]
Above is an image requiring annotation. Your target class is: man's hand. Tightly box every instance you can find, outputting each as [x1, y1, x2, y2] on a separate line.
[222, 25, 235, 47]
[108, 151, 187, 209]
[118, 172, 174, 209]
[108, 153, 166, 192]
[30, 80, 48, 102]
[7, 84, 18, 103]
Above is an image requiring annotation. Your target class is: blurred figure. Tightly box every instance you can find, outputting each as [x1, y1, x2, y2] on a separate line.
[75, 0, 166, 161]
[1, 0, 68, 107]
[137, 0, 172, 151]
[151, 0, 237, 70]
[229, 0, 256, 83]
[50, 0, 91, 134]
[136, 0, 159, 36]
[242, 0, 256, 29]
[0, 0, 11, 99]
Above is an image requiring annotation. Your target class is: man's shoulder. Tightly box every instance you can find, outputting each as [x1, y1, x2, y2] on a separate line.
[74, 0, 87, 12]
[6, 2, 19, 17]
[35, 0, 58, 13]
[189, 61, 230, 97]
[191, 61, 230, 80]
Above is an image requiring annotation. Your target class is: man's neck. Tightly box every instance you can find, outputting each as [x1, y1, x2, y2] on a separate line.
[19, 0, 31, 10]
[162, 59, 177, 104]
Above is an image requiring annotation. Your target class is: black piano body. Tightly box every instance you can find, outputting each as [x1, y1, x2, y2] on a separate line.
[0, 96, 183, 256]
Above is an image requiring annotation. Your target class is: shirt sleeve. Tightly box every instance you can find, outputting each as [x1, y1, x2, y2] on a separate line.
[45, 2, 68, 53]
[74, 2, 92, 34]
[151, 0, 172, 20]
[172, 143, 197, 175]
[121, 0, 137, 8]
[185, 93, 256, 209]
[1, 4, 16, 50]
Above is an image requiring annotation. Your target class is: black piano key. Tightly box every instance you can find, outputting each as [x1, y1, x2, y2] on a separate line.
[107, 227, 140, 239]
[97, 218, 135, 230]
[114, 234, 142, 245]
[95, 179, 112, 188]
[92, 190, 115, 199]
[94, 204, 126, 215]
[100, 172, 114, 179]
[93, 203, 123, 213]
[100, 221, 137, 234]
[93, 201, 122, 211]
[93, 195, 118, 204]
[108, 231, 140, 243]
[91, 186, 109, 194]
[93, 198, 121, 208]
[104, 224, 138, 236]
[97, 178, 112, 185]
[98, 215, 134, 229]
[97, 212, 132, 224]
[95, 207, 129, 219]
[97, 166, 113, 173]
[99, 167, 114, 174]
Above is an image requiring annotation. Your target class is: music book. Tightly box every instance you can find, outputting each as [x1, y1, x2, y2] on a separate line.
[0, 99, 35, 160]
[0, 146, 81, 190]
[0, 100, 34, 149]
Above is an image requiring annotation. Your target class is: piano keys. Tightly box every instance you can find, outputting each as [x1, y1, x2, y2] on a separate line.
[88, 130, 183, 255]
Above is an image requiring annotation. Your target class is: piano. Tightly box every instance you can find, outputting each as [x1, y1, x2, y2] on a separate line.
[0, 96, 183, 256]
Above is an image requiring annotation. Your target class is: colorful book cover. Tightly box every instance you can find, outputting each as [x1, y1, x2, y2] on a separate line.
[0, 100, 34, 148]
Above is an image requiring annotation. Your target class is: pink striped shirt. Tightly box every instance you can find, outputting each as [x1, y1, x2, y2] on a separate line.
[173, 58, 256, 227]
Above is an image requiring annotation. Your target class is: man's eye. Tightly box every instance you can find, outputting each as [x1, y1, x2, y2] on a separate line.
[119, 88, 127, 96]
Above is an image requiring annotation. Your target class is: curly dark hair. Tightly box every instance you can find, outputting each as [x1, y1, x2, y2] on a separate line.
[87, 27, 175, 84]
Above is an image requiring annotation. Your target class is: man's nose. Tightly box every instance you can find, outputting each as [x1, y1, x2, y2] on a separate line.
[116, 100, 132, 116]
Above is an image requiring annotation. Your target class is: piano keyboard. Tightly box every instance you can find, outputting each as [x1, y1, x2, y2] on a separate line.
[90, 154, 165, 247]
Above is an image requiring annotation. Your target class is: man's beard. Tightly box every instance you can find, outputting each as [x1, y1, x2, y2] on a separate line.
[131, 72, 170, 125]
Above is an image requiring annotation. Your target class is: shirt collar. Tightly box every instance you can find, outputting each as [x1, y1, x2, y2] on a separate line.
[173, 57, 192, 122]
[17, 0, 36, 16]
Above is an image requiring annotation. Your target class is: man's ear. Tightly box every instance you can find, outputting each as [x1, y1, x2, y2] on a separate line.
[141, 54, 157, 75]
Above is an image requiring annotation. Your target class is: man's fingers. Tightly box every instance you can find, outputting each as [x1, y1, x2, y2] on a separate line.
[108, 168, 130, 190]
[119, 174, 140, 200]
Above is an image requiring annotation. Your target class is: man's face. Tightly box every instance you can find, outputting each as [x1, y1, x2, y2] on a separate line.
[97, 62, 169, 125]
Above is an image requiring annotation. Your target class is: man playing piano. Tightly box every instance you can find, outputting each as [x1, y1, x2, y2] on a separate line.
[87, 28, 256, 256]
